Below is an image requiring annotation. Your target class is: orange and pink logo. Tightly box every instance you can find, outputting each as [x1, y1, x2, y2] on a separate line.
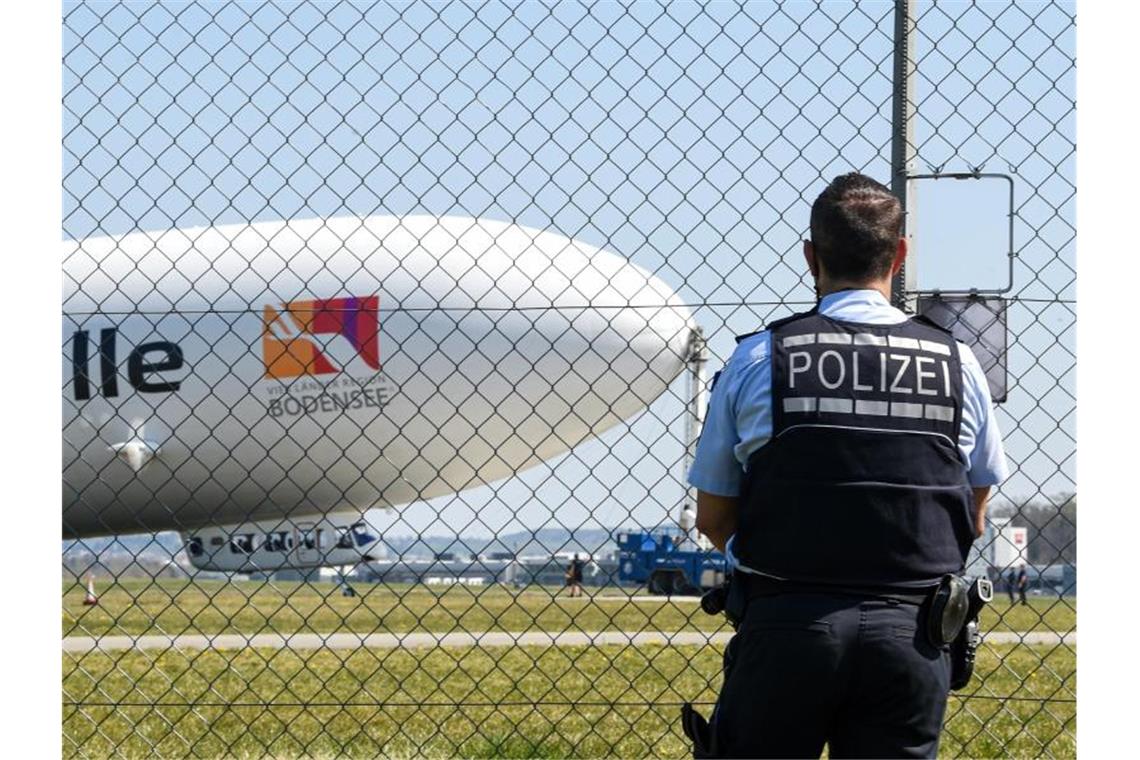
[263, 296, 380, 379]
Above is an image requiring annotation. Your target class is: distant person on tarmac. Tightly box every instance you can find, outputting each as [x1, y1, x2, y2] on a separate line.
[1006, 569, 1017, 603]
[1017, 566, 1029, 605]
[565, 553, 585, 598]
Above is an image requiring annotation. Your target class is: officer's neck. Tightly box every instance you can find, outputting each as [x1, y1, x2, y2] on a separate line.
[817, 277, 893, 303]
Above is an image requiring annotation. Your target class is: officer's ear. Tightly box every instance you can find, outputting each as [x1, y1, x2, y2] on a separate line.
[890, 237, 908, 276]
[803, 239, 820, 278]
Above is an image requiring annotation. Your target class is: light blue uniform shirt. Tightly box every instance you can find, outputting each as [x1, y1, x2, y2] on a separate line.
[687, 289, 1010, 568]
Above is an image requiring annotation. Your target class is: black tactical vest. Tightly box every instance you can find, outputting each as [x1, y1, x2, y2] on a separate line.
[735, 309, 976, 589]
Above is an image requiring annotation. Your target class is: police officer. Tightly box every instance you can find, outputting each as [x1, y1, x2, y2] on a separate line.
[687, 173, 1008, 758]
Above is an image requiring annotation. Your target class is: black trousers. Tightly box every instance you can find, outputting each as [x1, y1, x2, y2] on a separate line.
[710, 592, 951, 759]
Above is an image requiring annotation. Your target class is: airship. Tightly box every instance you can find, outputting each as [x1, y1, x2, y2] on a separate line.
[64, 215, 696, 572]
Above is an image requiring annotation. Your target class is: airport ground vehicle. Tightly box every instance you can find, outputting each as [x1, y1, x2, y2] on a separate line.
[617, 529, 726, 595]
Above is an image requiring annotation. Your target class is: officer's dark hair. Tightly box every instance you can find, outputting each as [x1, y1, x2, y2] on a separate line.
[809, 173, 903, 282]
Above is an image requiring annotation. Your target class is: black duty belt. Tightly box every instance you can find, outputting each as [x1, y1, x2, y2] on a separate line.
[737, 572, 933, 606]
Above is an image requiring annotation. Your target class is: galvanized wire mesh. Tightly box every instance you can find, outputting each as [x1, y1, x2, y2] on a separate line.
[62, 1, 1075, 757]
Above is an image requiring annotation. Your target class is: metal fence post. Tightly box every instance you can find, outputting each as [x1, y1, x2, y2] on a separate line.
[892, 0, 918, 311]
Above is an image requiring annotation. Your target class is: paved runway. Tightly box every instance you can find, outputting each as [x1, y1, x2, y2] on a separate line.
[62, 629, 1074, 654]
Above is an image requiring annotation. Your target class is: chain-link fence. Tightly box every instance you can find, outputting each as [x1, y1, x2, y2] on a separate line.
[63, 1, 1075, 757]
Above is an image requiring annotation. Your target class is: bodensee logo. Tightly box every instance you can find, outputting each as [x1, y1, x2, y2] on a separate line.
[262, 296, 380, 379]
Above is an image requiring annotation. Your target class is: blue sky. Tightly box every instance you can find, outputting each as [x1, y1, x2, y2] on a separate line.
[63, 1, 1075, 545]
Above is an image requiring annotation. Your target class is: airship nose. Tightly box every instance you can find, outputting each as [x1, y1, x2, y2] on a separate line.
[637, 272, 696, 361]
[596, 268, 696, 410]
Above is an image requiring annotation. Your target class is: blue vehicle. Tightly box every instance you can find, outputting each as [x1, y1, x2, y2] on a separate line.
[617, 529, 727, 596]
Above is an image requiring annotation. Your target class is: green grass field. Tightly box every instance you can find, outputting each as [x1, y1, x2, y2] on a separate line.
[63, 641, 1074, 758]
[62, 579, 1075, 758]
[62, 578, 1076, 639]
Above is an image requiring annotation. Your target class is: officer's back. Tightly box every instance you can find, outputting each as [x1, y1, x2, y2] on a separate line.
[687, 173, 1008, 759]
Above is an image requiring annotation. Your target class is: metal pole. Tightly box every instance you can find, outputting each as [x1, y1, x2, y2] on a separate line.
[681, 326, 708, 497]
[891, 0, 918, 311]
[681, 326, 708, 550]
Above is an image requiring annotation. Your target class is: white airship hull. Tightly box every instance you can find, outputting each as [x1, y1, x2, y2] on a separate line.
[64, 216, 693, 538]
